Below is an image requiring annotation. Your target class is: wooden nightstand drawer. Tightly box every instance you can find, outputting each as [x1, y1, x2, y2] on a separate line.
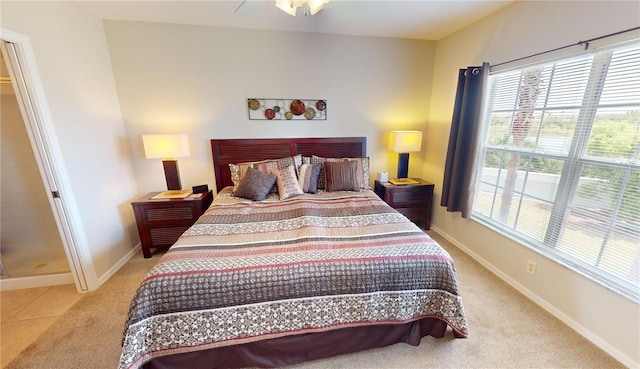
[148, 226, 191, 247]
[389, 186, 430, 205]
[395, 206, 426, 221]
[139, 204, 195, 224]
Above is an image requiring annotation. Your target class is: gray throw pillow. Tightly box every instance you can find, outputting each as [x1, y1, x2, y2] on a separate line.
[234, 167, 277, 201]
[298, 164, 322, 194]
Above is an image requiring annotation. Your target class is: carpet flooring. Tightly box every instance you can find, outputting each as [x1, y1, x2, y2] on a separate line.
[5, 231, 624, 369]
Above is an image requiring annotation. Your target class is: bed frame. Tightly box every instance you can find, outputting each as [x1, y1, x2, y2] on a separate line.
[210, 137, 366, 191]
[146, 137, 456, 369]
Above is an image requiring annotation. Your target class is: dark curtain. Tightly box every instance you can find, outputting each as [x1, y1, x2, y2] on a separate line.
[441, 62, 489, 218]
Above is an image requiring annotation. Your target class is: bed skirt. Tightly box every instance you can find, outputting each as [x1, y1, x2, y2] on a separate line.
[144, 317, 462, 369]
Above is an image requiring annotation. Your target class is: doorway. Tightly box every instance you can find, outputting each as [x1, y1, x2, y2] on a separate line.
[0, 38, 87, 291]
[1, 47, 71, 278]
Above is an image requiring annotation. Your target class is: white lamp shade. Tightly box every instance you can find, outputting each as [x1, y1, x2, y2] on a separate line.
[389, 131, 423, 153]
[142, 134, 190, 159]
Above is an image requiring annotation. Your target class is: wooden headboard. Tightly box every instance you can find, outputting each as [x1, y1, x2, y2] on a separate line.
[211, 137, 366, 192]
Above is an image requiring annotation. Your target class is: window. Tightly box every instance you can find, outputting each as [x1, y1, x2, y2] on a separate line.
[473, 42, 640, 300]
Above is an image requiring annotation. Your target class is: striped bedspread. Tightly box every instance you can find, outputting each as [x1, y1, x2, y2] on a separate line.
[119, 188, 468, 369]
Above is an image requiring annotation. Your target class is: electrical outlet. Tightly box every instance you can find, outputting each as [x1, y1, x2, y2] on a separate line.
[527, 260, 537, 275]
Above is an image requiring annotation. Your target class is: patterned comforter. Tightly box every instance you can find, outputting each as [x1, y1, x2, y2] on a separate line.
[119, 188, 468, 369]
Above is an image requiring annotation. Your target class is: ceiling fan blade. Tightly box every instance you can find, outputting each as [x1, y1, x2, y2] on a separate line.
[234, 0, 268, 16]
[234, 0, 247, 13]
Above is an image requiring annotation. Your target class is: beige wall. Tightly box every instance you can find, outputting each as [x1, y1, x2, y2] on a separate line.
[103, 21, 435, 193]
[426, 1, 640, 366]
[2, 2, 140, 285]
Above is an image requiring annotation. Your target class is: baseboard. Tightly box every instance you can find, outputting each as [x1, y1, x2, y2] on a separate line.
[431, 225, 638, 369]
[0, 272, 74, 291]
[97, 243, 139, 286]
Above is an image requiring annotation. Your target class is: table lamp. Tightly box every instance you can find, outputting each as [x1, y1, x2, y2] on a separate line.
[142, 134, 191, 198]
[388, 130, 422, 185]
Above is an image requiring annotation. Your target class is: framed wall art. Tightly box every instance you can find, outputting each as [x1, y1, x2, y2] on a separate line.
[248, 98, 327, 120]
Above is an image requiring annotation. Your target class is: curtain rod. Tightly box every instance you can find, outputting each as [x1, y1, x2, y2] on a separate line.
[491, 26, 640, 68]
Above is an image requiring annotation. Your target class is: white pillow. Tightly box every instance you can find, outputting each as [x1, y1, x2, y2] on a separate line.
[271, 165, 303, 200]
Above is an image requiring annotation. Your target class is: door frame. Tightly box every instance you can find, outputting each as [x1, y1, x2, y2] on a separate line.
[1, 28, 97, 292]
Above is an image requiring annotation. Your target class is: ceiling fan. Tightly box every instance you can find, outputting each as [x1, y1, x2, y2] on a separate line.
[235, 0, 330, 16]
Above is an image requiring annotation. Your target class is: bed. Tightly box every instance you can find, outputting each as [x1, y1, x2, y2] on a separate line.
[119, 137, 468, 369]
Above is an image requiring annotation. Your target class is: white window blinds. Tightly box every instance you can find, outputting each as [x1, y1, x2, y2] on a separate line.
[474, 42, 640, 300]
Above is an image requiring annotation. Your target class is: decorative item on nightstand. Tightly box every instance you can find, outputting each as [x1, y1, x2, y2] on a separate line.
[192, 184, 209, 194]
[377, 171, 389, 183]
[388, 130, 422, 185]
[142, 134, 192, 198]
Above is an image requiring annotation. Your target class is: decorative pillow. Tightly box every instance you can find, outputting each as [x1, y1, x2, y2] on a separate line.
[297, 164, 321, 194]
[272, 165, 303, 200]
[234, 167, 277, 201]
[325, 161, 360, 192]
[310, 156, 370, 190]
[229, 154, 302, 192]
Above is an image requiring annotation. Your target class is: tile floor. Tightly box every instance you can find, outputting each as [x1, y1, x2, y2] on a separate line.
[0, 284, 82, 368]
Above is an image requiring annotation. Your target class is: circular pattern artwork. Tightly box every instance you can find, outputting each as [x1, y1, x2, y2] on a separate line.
[304, 108, 316, 120]
[290, 100, 306, 115]
[247, 98, 327, 120]
[248, 99, 260, 110]
[264, 108, 276, 120]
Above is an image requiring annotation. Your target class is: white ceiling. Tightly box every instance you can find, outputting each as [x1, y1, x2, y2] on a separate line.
[75, 0, 514, 41]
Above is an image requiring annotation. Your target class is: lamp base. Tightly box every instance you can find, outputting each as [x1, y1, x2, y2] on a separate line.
[397, 153, 409, 179]
[163, 159, 182, 190]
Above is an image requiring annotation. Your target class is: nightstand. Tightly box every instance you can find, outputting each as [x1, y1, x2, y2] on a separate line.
[131, 191, 213, 258]
[374, 179, 434, 230]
